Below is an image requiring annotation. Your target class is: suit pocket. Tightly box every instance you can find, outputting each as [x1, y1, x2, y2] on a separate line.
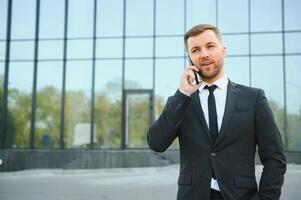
[235, 177, 257, 189]
[177, 174, 192, 185]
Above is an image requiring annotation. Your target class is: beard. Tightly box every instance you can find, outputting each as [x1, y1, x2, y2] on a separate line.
[197, 61, 224, 81]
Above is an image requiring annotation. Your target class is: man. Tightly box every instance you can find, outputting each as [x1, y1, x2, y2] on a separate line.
[147, 24, 286, 200]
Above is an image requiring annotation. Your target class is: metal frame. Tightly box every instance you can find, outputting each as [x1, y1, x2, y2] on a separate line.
[122, 89, 154, 149]
[29, 0, 40, 149]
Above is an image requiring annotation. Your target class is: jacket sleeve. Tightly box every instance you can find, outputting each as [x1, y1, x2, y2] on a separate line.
[147, 90, 191, 152]
[255, 89, 287, 200]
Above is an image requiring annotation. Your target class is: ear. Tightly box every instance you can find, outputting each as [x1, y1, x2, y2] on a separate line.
[222, 46, 227, 57]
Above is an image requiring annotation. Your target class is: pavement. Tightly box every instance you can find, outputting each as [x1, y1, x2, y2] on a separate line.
[0, 164, 300, 200]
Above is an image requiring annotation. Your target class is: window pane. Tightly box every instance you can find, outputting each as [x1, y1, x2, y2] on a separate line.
[225, 57, 250, 86]
[251, 33, 282, 55]
[156, 0, 184, 35]
[186, 0, 216, 29]
[35, 62, 62, 149]
[97, 0, 123, 37]
[39, 0, 65, 39]
[68, 0, 94, 38]
[0, 0, 8, 39]
[251, 0, 282, 32]
[10, 41, 34, 60]
[218, 0, 248, 33]
[0, 62, 4, 145]
[6, 62, 33, 148]
[67, 39, 93, 59]
[285, 33, 301, 54]
[155, 58, 183, 108]
[126, 0, 153, 36]
[125, 59, 153, 89]
[286, 56, 301, 151]
[96, 38, 123, 59]
[0, 62, 4, 89]
[38, 40, 64, 60]
[95, 60, 122, 148]
[156, 37, 184, 57]
[251, 56, 285, 142]
[125, 38, 153, 58]
[0, 41, 6, 61]
[223, 34, 249, 56]
[11, 0, 36, 39]
[285, 0, 301, 30]
[65, 61, 92, 148]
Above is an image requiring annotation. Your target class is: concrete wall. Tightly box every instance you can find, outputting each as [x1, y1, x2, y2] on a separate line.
[0, 150, 300, 172]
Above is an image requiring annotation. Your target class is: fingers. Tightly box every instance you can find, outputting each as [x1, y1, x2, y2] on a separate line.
[186, 65, 199, 72]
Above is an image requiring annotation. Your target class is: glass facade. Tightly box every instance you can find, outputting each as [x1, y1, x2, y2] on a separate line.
[0, 0, 300, 151]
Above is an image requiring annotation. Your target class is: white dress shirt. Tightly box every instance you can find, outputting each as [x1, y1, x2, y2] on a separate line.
[198, 74, 228, 191]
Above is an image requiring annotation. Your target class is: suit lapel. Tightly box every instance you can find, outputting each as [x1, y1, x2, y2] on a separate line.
[191, 91, 212, 143]
[215, 80, 239, 144]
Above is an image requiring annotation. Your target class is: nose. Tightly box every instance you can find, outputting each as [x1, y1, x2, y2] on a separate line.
[200, 49, 209, 59]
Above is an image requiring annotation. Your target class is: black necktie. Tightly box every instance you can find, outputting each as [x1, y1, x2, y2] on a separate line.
[205, 85, 218, 179]
[205, 85, 218, 144]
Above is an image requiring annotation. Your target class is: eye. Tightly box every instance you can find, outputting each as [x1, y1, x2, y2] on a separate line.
[191, 49, 200, 54]
[208, 44, 215, 48]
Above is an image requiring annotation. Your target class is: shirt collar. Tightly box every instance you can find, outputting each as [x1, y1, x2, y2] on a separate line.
[199, 74, 229, 92]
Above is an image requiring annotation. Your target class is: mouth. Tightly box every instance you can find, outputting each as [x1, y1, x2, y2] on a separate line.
[201, 62, 213, 67]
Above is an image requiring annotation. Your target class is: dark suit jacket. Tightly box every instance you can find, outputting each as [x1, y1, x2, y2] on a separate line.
[147, 80, 286, 200]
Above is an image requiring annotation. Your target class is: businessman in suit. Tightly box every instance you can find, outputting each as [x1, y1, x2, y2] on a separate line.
[147, 24, 286, 200]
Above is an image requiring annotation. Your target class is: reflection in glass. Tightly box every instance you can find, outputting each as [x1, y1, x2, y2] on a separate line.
[156, 37, 184, 57]
[156, 0, 184, 35]
[65, 61, 92, 148]
[126, 0, 153, 36]
[68, 0, 94, 38]
[251, 56, 285, 143]
[11, 0, 36, 39]
[39, 0, 65, 39]
[286, 56, 301, 151]
[35, 62, 62, 148]
[124, 59, 153, 89]
[97, 0, 123, 37]
[186, 0, 216, 29]
[6, 62, 34, 148]
[218, 0, 248, 33]
[223, 34, 249, 56]
[125, 38, 153, 58]
[285, 33, 301, 54]
[251, 33, 282, 55]
[96, 38, 123, 59]
[284, 0, 301, 30]
[67, 39, 93, 59]
[38, 40, 64, 60]
[0, 0, 7, 39]
[251, 0, 282, 32]
[224, 57, 249, 86]
[94, 60, 122, 148]
[10, 41, 34, 60]
[126, 93, 150, 148]
[0, 62, 4, 90]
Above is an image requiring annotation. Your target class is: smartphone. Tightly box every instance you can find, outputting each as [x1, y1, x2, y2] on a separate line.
[188, 57, 200, 84]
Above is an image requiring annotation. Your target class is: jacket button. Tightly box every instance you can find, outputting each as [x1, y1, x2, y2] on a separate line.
[211, 152, 216, 156]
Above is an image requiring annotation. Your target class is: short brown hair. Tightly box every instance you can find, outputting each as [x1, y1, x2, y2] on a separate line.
[184, 24, 222, 49]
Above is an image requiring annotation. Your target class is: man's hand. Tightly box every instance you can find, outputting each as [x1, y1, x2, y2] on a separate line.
[180, 65, 202, 96]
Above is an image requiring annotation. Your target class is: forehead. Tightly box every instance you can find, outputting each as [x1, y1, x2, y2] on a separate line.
[187, 30, 221, 48]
